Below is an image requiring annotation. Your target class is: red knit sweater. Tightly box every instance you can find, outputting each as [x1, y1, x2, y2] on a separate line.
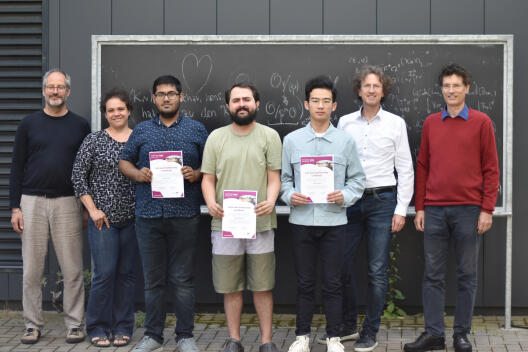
[415, 108, 500, 214]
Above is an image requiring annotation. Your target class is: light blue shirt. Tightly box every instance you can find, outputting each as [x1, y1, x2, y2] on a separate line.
[280, 123, 366, 226]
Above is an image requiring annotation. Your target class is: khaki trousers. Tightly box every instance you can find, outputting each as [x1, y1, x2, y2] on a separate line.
[20, 195, 84, 330]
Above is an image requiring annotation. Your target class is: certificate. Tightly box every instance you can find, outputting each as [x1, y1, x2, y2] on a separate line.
[149, 151, 184, 198]
[300, 155, 334, 203]
[222, 190, 257, 239]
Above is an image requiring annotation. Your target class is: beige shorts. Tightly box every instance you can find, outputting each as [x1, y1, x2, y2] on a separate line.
[211, 230, 275, 293]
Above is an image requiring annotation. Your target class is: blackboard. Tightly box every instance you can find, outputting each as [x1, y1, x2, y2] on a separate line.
[92, 35, 513, 213]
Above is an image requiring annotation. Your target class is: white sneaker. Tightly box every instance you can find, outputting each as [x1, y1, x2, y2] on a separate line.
[327, 337, 344, 352]
[288, 335, 310, 352]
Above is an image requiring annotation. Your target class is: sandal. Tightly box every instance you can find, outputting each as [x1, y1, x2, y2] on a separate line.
[91, 336, 111, 348]
[113, 334, 131, 347]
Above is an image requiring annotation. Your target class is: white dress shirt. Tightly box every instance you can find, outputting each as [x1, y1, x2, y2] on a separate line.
[337, 106, 414, 216]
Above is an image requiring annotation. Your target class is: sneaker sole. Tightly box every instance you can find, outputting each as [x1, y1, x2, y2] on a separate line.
[66, 337, 85, 344]
[317, 333, 359, 345]
[133, 347, 163, 352]
[403, 344, 446, 352]
[354, 342, 379, 352]
[20, 339, 39, 345]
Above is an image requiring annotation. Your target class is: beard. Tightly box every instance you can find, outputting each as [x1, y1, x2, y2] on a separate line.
[229, 107, 257, 126]
[158, 104, 179, 119]
[45, 95, 66, 107]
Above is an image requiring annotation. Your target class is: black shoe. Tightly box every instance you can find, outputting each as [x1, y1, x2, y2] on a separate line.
[404, 332, 445, 352]
[259, 342, 279, 352]
[354, 333, 378, 352]
[453, 333, 472, 352]
[223, 338, 244, 352]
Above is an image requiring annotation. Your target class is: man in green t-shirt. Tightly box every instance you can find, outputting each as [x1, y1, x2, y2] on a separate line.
[201, 83, 282, 352]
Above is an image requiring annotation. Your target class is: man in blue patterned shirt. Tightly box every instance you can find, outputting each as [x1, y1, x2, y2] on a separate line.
[119, 75, 208, 352]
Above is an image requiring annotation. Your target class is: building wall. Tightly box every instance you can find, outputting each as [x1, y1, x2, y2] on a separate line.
[36, 0, 528, 309]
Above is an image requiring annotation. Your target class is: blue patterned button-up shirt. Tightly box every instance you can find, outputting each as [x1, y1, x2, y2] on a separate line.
[120, 114, 208, 218]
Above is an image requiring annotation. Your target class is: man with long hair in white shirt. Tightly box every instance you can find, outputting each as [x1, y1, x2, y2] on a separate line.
[329, 65, 414, 352]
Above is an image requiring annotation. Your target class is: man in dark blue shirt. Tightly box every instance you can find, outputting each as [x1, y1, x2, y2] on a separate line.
[9, 68, 91, 345]
[119, 75, 208, 352]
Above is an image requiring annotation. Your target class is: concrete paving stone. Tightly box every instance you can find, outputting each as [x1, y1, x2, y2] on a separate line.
[490, 336, 506, 345]
[505, 344, 522, 351]
[206, 342, 223, 350]
[492, 348, 508, 352]
[195, 323, 207, 331]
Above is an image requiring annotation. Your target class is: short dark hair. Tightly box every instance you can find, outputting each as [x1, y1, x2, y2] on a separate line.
[304, 75, 337, 102]
[225, 82, 260, 104]
[352, 65, 393, 103]
[99, 88, 133, 115]
[438, 64, 472, 87]
[152, 75, 182, 94]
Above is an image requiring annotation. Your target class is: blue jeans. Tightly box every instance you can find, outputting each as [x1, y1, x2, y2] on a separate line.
[86, 218, 138, 339]
[135, 215, 199, 343]
[423, 205, 481, 336]
[291, 224, 345, 337]
[342, 190, 396, 337]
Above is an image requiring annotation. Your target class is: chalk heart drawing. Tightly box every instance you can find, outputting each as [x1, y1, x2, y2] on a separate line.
[182, 53, 213, 94]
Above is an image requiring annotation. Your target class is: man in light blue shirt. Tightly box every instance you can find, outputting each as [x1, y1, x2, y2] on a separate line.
[281, 76, 365, 352]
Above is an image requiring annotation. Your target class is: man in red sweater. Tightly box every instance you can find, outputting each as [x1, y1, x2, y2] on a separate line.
[404, 64, 499, 352]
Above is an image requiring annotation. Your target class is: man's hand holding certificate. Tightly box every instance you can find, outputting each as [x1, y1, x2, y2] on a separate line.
[149, 151, 185, 198]
[222, 190, 257, 239]
[300, 155, 335, 203]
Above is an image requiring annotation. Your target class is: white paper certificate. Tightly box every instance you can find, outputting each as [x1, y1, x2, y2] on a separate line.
[300, 155, 334, 203]
[149, 151, 184, 198]
[222, 190, 257, 239]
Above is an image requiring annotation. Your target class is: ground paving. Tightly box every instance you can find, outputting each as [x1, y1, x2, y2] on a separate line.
[1, 311, 527, 352]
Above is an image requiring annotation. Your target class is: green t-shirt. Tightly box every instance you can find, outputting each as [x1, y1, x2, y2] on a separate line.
[201, 123, 282, 232]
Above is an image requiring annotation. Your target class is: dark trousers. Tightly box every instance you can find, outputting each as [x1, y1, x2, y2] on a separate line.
[135, 215, 199, 343]
[343, 190, 396, 336]
[422, 205, 481, 336]
[291, 223, 345, 337]
[86, 218, 138, 339]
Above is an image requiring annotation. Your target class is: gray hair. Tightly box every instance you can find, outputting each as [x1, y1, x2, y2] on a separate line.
[42, 68, 71, 89]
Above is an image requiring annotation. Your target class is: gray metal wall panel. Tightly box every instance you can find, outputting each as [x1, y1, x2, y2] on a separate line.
[217, 0, 269, 34]
[377, 0, 430, 34]
[164, 0, 216, 35]
[485, 0, 528, 307]
[481, 218, 506, 306]
[323, 0, 376, 34]
[270, 0, 321, 34]
[8, 271, 22, 299]
[111, 0, 164, 35]
[431, 0, 484, 34]
[32, 0, 520, 310]
[0, 273, 7, 299]
[58, 0, 110, 119]
[47, 0, 59, 67]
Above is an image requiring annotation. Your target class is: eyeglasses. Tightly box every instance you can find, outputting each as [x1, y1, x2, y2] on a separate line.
[441, 84, 465, 91]
[45, 85, 67, 91]
[154, 91, 180, 100]
[361, 84, 382, 91]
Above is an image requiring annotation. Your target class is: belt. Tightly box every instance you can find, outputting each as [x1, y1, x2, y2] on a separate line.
[363, 186, 396, 196]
